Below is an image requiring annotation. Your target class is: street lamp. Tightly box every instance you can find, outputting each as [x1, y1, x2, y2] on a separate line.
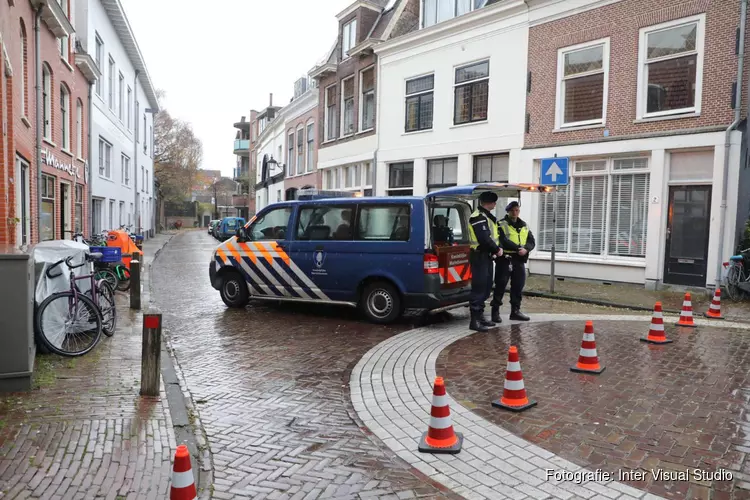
[266, 157, 284, 175]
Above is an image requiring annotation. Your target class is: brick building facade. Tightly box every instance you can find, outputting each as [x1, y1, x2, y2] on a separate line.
[283, 80, 320, 199]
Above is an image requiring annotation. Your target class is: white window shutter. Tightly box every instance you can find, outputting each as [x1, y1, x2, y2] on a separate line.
[538, 186, 569, 252]
[570, 176, 606, 255]
[608, 173, 649, 256]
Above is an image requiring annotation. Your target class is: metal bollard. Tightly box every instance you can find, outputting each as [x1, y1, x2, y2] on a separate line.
[130, 252, 141, 310]
[140, 313, 162, 397]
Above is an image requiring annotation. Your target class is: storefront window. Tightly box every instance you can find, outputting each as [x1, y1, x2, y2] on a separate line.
[75, 185, 84, 233]
[41, 175, 55, 241]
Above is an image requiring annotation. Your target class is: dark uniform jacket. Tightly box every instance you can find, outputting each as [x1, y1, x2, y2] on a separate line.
[470, 207, 501, 255]
[498, 216, 536, 263]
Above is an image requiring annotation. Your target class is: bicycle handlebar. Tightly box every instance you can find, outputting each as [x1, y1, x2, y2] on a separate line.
[45, 252, 103, 279]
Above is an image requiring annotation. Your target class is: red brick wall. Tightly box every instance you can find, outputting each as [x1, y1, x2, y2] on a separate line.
[525, 0, 748, 147]
[284, 106, 321, 191]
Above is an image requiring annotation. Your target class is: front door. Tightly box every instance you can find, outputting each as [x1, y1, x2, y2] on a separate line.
[60, 182, 71, 238]
[664, 185, 712, 286]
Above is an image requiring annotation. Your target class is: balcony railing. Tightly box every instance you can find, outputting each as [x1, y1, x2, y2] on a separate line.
[233, 139, 250, 156]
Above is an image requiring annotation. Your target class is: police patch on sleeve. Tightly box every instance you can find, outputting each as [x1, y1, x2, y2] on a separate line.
[481, 224, 487, 231]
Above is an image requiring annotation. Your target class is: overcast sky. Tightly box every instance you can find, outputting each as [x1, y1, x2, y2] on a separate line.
[122, 0, 354, 177]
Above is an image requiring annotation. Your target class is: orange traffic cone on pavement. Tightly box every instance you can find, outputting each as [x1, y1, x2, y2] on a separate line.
[640, 302, 673, 344]
[170, 445, 197, 500]
[676, 292, 696, 327]
[570, 321, 605, 374]
[418, 377, 463, 454]
[704, 288, 725, 319]
[492, 346, 537, 412]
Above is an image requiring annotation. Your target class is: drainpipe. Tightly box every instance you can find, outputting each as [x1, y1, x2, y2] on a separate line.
[87, 81, 93, 236]
[716, 0, 747, 288]
[133, 69, 140, 235]
[34, 7, 42, 243]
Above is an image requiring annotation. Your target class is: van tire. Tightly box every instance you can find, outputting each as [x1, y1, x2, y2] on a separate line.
[361, 281, 401, 324]
[220, 270, 250, 308]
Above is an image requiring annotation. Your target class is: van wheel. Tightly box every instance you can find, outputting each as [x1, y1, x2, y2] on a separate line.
[361, 281, 401, 324]
[220, 271, 249, 308]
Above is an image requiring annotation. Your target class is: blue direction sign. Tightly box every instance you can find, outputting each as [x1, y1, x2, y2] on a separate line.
[540, 157, 570, 186]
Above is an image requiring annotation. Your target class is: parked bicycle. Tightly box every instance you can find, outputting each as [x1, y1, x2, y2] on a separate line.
[725, 248, 750, 300]
[35, 252, 117, 357]
[70, 232, 131, 291]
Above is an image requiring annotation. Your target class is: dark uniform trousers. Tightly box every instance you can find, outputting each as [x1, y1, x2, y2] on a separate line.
[469, 250, 494, 313]
[492, 256, 526, 310]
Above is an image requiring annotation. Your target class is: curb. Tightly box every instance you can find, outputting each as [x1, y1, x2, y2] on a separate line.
[146, 232, 214, 500]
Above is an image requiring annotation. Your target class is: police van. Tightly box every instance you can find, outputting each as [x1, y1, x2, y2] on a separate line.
[209, 184, 549, 324]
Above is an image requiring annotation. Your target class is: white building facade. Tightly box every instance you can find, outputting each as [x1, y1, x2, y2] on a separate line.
[74, 0, 158, 237]
[255, 107, 286, 211]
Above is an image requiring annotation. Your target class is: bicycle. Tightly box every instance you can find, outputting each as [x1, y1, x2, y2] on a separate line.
[71, 231, 131, 291]
[725, 248, 750, 301]
[36, 252, 117, 357]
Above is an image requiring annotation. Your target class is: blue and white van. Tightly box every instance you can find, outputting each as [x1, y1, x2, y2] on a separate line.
[208, 184, 548, 323]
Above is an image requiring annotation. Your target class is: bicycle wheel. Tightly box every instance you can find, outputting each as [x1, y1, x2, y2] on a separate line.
[114, 265, 131, 292]
[95, 268, 119, 291]
[95, 280, 118, 337]
[36, 292, 103, 357]
[726, 264, 743, 301]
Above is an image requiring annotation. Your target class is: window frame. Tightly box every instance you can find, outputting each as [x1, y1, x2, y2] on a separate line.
[324, 84, 338, 142]
[359, 66, 375, 132]
[342, 19, 357, 59]
[76, 99, 83, 158]
[121, 153, 130, 186]
[41, 174, 56, 241]
[98, 137, 112, 178]
[247, 205, 293, 241]
[421, 0, 487, 28]
[340, 76, 356, 137]
[306, 121, 314, 172]
[42, 64, 52, 140]
[107, 56, 115, 110]
[94, 34, 103, 96]
[555, 38, 610, 129]
[74, 184, 84, 233]
[355, 204, 412, 242]
[296, 204, 358, 241]
[287, 130, 295, 175]
[636, 14, 705, 120]
[127, 86, 132, 129]
[20, 22, 28, 117]
[296, 125, 304, 176]
[387, 162, 414, 196]
[60, 84, 70, 151]
[453, 60, 490, 126]
[405, 74, 435, 133]
[427, 157, 459, 192]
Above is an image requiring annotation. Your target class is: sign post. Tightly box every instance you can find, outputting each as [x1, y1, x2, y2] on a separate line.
[540, 156, 570, 294]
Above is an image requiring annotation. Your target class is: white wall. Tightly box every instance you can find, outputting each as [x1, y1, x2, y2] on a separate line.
[76, 0, 155, 235]
[255, 117, 285, 210]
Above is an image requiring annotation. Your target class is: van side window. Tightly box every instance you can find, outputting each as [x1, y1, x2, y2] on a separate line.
[357, 205, 411, 241]
[431, 205, 469, 245]
[297, 205, 356, 241]
[249, 207, 292, 241]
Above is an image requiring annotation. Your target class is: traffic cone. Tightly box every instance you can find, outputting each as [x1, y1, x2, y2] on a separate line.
[492, 346, 537, 412]
[570, 321, 605, 374]
[703, 288, 725, 319]
[170, 445, 197, 500]
[418, 377, 463, 454]
[676, 292, 696, 327]
[640, 302, 673, 344]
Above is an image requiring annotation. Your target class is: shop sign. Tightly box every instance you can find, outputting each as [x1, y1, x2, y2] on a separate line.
[41, 149, 83, 182]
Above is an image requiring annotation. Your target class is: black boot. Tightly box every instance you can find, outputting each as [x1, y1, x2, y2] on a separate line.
[470, 311, 489, 332]
[491, 306, 502, 324]
[510, 308, 530, 321]
[480, 313, 496, 327]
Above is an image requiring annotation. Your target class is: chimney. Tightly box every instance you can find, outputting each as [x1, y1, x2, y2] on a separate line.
[269, 93, 273, 107]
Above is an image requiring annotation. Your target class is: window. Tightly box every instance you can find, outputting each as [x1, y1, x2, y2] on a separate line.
[98, 138, 112, 178]
[95, 34, 103, 96]
[109, 200, 115, 230]
[20, 22, 28, 116]
[75, 185, 84, 233]
[537, 157, 650, 258]
[341, 77, 355, 136]
[76, 99, 83, 157]
[249, 207, 293, 241]
[342, 19, 357, 58]
[422, 0, 486, 28]
[431, 204, 469, 244]
[296, 127, 304, 175]
[41, 174, 55, 241]
[345, 165, 360, 188]
[135, 101, 140, 141]
[127, 86, 132, 128]
[297, 205, 357, 240]
[108, 57, 115, 109]
[638, 17, 703, 118]
[388, 162, 414, 196]
[58, 0, 69, 61]
[427, 158, 458, 192]
[146, 171, 149, 193]
[364, 162, 373, 187]
[325, 85, 337, 141]
[405, 75, 434, 132]
[357, 205, 411, 241]
[360, 67, 375, 131]
[141, 166, 145, 191]
[288, 131, 295, 174]
[473, 154, 509, 182]
[129, 203, 133, 225]
[60, 84, 70, 150]
[42, 64, 51, 140]
[119, 201, 125, 226]
[121, 154, 130, 185]
[557, 40, 609, 128]
[150, 126, 153, 155]
[454, 60, 489, 125]
[306, 122, 314, 172]
[143, 114, 147, 148]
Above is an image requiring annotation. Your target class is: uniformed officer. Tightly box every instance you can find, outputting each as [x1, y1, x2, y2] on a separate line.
[491, 201, 535, 322]
[468, 192, 503, 332]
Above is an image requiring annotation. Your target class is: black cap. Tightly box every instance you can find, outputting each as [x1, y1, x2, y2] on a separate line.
[478, 191, 498, 204]
[506, 201, 520, 212]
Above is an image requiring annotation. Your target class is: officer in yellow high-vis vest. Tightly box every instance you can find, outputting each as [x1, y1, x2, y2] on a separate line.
[467, 192, 503, 332]
[491, 201, 536, 322]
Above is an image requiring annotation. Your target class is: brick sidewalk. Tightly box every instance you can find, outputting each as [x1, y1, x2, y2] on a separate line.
[0, 235, 177, 500]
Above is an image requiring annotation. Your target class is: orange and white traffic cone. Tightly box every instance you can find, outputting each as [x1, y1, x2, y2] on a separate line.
[170, 445, 197, 500]
[676, 292, 696, 327]
[418, 377, 463, 454]
[640, 302, 673, 344]
[492, 346, 537, 412]
[570, 321, 605, 374]
[704, 288, 725, 320]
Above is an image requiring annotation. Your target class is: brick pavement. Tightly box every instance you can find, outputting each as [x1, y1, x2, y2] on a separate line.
[151, 230, 459, 499]
[351, 313, 750, 500]
[0, 234, 177, 500]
